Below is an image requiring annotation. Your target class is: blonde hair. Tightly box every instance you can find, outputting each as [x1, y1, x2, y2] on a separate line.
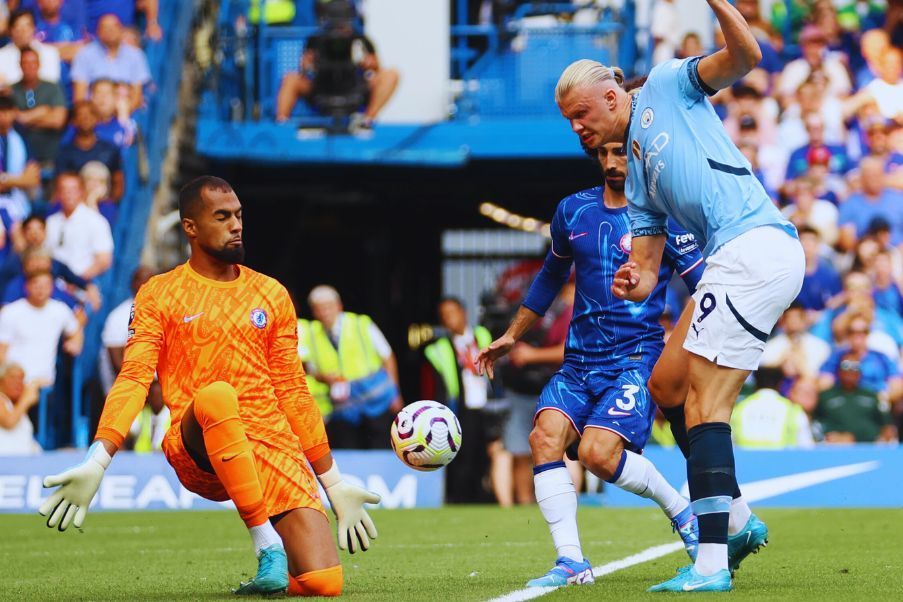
[308, 285, 340, 306]
[555, 59, 625, 104]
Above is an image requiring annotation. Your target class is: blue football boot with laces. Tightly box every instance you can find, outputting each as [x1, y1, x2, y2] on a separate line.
[728, 513, 769, 573]
[233, 544, 288, 595]
[648, 565, 732, 593]
[671, 506, 699, 562]
[526, 556, 595, 588]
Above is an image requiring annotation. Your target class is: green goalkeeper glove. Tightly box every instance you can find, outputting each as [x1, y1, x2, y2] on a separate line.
[318, 463, 380, 553]
[39, 441, 111, 531]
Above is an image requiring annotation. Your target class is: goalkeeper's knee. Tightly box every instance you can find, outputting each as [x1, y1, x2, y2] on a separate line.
[193, 381, 240, 428]
[287, 565, 343, 597]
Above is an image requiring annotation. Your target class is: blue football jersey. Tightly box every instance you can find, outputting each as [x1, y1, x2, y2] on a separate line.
[626, 57, 797, 258]
[522, 186, 704, 370]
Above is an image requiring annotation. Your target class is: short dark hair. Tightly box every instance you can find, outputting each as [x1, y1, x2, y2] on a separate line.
[754, 366, 784, 391]
[19, 46, 38, 61]
[22, 214, 45, 229]
[179, 175, 234, 219]
[797, 224, 820, 237]
[90, 78, 117, 92]
[9, 9, 35, 30]
[25, 268, 52, 282]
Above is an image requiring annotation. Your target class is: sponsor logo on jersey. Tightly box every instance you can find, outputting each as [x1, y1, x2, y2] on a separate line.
[250, 308, 268, 329]
[641, 107, 654, 129]
[675, 232, 699, 253]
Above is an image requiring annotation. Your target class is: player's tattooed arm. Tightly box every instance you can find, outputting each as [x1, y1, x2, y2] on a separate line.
[475, 305, 542, 379]
[612, 233, 666, 302]
[697, 0, 763, 92]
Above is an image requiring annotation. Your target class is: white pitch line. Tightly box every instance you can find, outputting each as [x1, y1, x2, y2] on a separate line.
[486, 541, 684, 602]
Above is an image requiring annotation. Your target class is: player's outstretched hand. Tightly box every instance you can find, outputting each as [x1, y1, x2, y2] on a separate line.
[319, 463, 380, 554]
[475, 334, 516, 379]
[38, 441, 111, 531]
[612, 261, 640, 300]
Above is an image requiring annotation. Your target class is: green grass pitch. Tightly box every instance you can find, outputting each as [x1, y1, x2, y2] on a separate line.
[5, 506, 902, 600]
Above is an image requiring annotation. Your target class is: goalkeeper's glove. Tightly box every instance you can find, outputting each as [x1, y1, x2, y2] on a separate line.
[39, 441, 111, 531]
[318, 462, 380, 553]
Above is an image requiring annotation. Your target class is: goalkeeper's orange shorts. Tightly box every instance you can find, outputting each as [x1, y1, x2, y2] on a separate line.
[162, 424, 325, 518]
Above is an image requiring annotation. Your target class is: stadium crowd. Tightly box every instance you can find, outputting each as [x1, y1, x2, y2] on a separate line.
[0, 0, 158, 455]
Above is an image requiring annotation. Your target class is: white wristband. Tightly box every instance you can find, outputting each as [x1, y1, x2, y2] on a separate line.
[317, 462, 341, 489]
[87, 441, 112, 470]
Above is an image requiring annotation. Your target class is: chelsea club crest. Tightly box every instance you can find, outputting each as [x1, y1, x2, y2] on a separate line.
[250, 308, 268, 329]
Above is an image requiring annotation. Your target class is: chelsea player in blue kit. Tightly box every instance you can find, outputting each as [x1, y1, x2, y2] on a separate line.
[476, 140, 705, 588]
[555, 0, 805, 593]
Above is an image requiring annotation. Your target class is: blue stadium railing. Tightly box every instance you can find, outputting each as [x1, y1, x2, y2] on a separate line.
[65, 0, 198, 449]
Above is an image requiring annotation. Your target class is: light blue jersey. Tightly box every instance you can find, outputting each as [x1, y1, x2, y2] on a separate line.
[625, 57, 797, 257]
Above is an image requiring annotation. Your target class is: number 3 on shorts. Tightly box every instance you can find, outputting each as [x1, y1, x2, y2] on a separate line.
[615, 385, 640, 411]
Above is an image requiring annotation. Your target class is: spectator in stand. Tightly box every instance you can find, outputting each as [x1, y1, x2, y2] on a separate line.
[838, 1, 888, 36]
[30, 0, 88, 63]
[815, 354, 898, 443]
[777, 25, 852, 104]
[862, 118, 903, 174]
[422, 297, 509, 505]
[0, 269, 81, 383]
[735, 0, 784, 77]
[814, 270, 903, 353]
[87, 78, 135, 147]
[11, 47, 66, 166]
[55, 100, 123, 200]
[650, 0, 679, 65]
[779, 76, 846, 150]
[782, 177, 839, 246]
[797, 225, 842, 312]
[100, 265, 168, 451]
[845, 48, 903, 121]
[44, 171, 113, 279]
[70, 13, 151, 111]
[0, 95, 40, 223]
[297, 285, 402, 449]
[0, 361, 44, 454]
[731, 367, 814, 449]
[818, 314, 902, 398]
[872, 250, 903, 313]
[2, 246, 79, 308]
[785, 112, 851, 182]
[854, 28, 890, 89]
[85, 0, 161, 40]
[0, 213, 99, 307]
[761, 302, 832, 390]
[675, 32, 703, 60]
[838, 156, 903, 252]
[275, 1, 399, 129]
[0, 3, 8, 38]
[0, 9, 60, 85]
[80, 160, 116, 225]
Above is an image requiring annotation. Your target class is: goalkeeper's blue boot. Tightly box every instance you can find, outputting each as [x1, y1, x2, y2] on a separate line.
[728, 514, 768, 574]
[671, 506, 699, 562]
[233, 544, 288, 595]
[648, 566, 732, 592]
[526, 556, 595, 587]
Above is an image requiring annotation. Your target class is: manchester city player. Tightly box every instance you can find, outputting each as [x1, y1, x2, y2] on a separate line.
[554, 0, 805, 593]
[476, 139, 705, 588]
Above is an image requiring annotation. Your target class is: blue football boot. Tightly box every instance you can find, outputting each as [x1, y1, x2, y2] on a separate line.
[728, 513, 769, 573]
[648, 565, 732, 593]
[671, 506, 699, 562]
[526, 556, 595, 588]
[233, 544, 288, 595]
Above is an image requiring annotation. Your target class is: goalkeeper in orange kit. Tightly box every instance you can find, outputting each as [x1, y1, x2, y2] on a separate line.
[38, 176, 379, 596]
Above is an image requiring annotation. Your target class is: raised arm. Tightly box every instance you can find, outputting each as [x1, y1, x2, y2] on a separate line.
[612, 233, 667, 302]
[696, 0, 763, 91]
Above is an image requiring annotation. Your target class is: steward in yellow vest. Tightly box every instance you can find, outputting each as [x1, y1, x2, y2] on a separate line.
[730, 368, 814, 449]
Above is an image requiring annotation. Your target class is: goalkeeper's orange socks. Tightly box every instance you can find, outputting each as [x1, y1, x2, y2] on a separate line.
[287, 565, 343, 597]
[193, 382, 269, 529]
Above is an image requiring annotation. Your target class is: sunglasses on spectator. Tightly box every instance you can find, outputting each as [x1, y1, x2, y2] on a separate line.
[839, 360, 861, 372]
[848, 328, 869, 335]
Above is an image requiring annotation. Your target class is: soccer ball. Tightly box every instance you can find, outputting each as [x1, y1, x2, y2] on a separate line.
[390, 400, 462, 472]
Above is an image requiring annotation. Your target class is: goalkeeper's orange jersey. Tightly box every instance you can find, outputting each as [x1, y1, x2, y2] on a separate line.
[95, 262, 329, 462]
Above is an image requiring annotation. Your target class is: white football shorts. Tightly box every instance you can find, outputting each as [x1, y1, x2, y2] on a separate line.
[683, 225, 805, 370]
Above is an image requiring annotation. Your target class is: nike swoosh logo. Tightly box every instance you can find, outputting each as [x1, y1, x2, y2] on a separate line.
[608, 408, 631, 417]
[683, 577, 722, 591]
[222, 453, 240, 462]
[569, 232, 588, 241]
[183, 312, 204, 323]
